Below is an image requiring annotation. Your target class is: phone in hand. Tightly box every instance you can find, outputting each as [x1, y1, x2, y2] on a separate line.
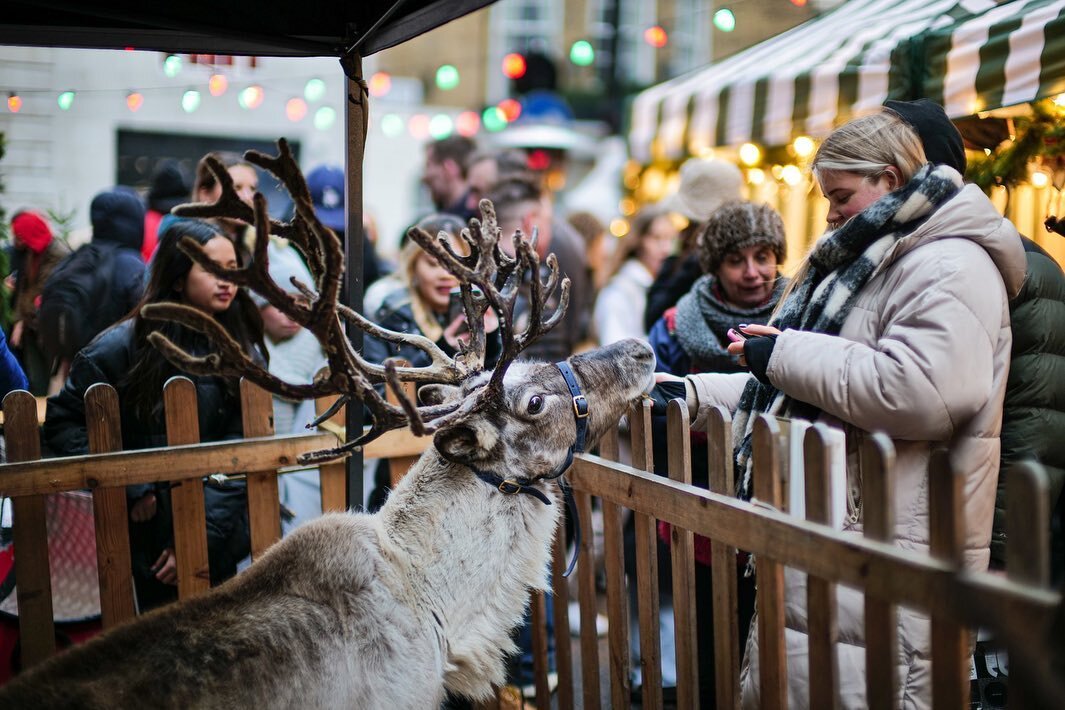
[727, 327, 748, 343]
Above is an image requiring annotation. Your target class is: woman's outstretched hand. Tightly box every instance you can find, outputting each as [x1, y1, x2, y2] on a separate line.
[728, 324, 781, 365]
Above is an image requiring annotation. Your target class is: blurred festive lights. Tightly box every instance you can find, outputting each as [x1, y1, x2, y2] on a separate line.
[527, 149, 551, 171]
[790, 0, 809, 6]
[482, 106, 507, 132]
[739, 142, 762, 166]
[713, 9, 736, 32]
[748, 168, 766, 185]
[304, 78, 327, 103]
[609, 218, 629, 237]
[238, 85, 265, 110]
[498, 98, 521, 122]
[1054, 93, 1065, 107]
[286, 97, 308, 122]
[429, 114, 454, 139]
[455, 111, 481, 137]
[368, 72, 392, 98]
[435, 65, 460, 91]
[619, 198, 636, 216]
[126, 91, 144, 112]
[181, 89, 201, 113]
[208, 74, 228, 96]
[7, 93, 21, 113]
[313, 106, 337, 131]
[792, 135, 815, 158]
[380, 113, 405, 137]
[1031, 170, 1050, 188]
[644, 26, 668, 48]
[781, 164, 803, 186]
[162, 54, 183, 78]
[408, 114, 431, 139]
[57, 91, 75, 111]
[502, 53, 527, 79]
[570, 40, 595, 66]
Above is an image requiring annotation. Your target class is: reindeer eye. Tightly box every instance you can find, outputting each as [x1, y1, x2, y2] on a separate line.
[527, 395, 544, 414]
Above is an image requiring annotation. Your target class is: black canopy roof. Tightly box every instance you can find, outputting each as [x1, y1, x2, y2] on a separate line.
[2, 0, 494, 57]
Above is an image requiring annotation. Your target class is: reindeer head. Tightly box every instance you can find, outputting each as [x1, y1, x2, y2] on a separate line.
[422, 339, 655, 486]
[139, 139, 623, 466]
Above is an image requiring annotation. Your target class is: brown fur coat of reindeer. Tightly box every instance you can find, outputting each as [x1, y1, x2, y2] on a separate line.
[0, 141, 655, 708]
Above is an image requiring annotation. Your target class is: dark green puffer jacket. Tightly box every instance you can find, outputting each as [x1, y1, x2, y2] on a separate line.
[992, 239, 1065, 566]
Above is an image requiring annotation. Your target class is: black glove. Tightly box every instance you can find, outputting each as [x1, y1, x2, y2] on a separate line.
[744, 335, 778, 385]
[648, 379, 687, 415]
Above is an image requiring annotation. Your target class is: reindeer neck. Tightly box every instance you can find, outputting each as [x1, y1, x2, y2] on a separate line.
[377, 448, 562, 623]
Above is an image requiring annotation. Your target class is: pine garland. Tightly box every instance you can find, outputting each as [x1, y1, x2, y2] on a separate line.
[966, 99, 1065, 193]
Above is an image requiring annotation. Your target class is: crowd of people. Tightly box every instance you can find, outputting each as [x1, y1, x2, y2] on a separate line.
[1, 97, 1062, 707]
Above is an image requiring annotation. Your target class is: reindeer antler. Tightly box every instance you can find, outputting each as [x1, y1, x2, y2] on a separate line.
[140, 139, 568, 463]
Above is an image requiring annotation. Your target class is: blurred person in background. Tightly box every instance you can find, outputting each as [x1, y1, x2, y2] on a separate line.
[566, 210, 610, 292]
[644, 158, 744, 330]
[423, 136, 477, 219]
[142, 159, 191, 262]
[593, 207, 677, 345]
[9, 210, 70, 394]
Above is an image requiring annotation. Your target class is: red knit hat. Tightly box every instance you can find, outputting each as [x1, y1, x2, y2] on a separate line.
[11, 211, 53, 254]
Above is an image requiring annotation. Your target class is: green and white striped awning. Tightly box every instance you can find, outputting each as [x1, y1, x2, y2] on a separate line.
[629, 0, 1065, 163]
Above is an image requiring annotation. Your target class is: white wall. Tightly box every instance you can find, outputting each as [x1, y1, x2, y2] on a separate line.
[0, 46, 437, 261]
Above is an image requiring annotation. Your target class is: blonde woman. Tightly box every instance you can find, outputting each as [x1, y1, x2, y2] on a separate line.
[655, 108, 1025, 707]
[593, 207, 678, 345]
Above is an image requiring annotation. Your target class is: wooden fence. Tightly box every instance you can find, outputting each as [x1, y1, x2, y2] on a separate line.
[0, 377, 426, 670]
[0, 383, 1060, 708]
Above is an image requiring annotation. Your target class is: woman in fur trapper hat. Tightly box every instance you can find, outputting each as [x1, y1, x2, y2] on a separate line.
[649, 200, 787, 376]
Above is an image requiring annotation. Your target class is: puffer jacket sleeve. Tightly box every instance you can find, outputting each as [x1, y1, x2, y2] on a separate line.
[686, 371, 752, 431]
[43, 351, 109, 457]
[765, 241, 1006, 441]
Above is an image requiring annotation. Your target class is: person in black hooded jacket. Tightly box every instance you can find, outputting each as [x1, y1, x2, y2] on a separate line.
[44, 219, 267, 611]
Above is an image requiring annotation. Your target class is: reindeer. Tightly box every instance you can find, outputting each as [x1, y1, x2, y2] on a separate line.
[0, 141, 656, 708]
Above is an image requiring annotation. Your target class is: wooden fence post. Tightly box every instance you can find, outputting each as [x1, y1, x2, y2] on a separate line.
[752, 414, 787, 710]
[630, 399, 662, 710]
[1005, 460, 1050, 710]
[314, 393, 348, 512]
[861, 432, 898, 710]
[240, 380, 281, 560]
[163, 377, 211, 599]
[666, 400, 698, 709]
[929, 448, 969, 708]
[707, 405, 740, 710]
[3, 390, 55, 667]
[803, 424, 840, 710]
[550, 520, 574, 710]
[574, 483, 601, 710]
[600, 425, 632, 709]
[84, 383, 135, 627]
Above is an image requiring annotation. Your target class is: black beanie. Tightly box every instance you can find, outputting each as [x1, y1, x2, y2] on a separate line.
[148, 160, 192, 213]
[90, 187, 145, 251]
[883, 99, 966, 174]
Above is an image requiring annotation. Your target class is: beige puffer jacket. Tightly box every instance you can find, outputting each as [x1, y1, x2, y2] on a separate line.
[685, 184, 1026, 709]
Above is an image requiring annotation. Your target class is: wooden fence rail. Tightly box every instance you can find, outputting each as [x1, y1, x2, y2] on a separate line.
[1, 383, 1060, 709]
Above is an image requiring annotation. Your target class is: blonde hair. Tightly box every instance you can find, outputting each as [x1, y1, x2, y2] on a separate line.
[604, 207, 669, 280]
[400, 214, 467, 341]
[778, 111, 928, 316]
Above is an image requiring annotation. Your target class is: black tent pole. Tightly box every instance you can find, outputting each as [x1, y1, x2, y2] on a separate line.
[341, 51, 367, 511]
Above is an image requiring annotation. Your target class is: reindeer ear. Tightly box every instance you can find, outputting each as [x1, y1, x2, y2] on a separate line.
[418, 383, 460, 405]
[434, 424, 485, 462]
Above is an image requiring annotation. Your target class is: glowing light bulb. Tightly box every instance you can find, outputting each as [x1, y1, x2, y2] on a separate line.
[181, 89, 201, 113]
[286, 97, 308, 122]
[162, 54, 183, 78]
[792, 136, 815, 158]
[313, 106, 337, 131]
[126, 92, 144, 112]
[781, 164, 803, 186]
[429, 113, 454, 139]
[368, 72, 391, 98]
[304, 78, 326, 103]
[739, 142, 762, 166]
[208, 74, 228, 96]
[238, 85, 264, 110]
[1031, 170, 1049, 188]
[380, 113, 404, 137]
[455, 111, 480, 137]
[57, 91, 75, 110]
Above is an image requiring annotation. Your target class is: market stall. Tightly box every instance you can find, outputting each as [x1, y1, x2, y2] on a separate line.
[628, 0, 1065, 265]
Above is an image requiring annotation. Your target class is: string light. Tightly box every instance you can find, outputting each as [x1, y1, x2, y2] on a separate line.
[435, 65, 460, 91]
[408, 113, 430, 139]
[748, 168, 766, 185]
[181, 89, 201, 113]
[162, 54, 183, 78]
[609, 218, 629, 237]
[792, 136, 815, 158]
[208, 74, 228, 96]
[380, 113, 405, 137]
[313, 106, 337, 131]
[739, 142, 762, 166]
[368, 72, 392, 98]
[482, 106, 507, 132]
[502, 53, 527, 79]
[285, 97, 308, 122]
[713, 9, 736, 32]
[1031, 170, 1050, 188]
[455, 111, 481, 137]
[570, 40, 595, 66]
[304, 78, 326, 103]
[781, 164, 803, 185]
[126, 91, 144, 112]
[429, 113, 454, 139]
[57, 90, 75, 111]
[238, 85, 265, 110]
[644, 26, 668, 48]
[498, 98, 521, 122]
[7, 93, 22, 113]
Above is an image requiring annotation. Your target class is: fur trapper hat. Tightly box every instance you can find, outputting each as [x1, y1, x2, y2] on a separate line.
[697, 201, 786, 275]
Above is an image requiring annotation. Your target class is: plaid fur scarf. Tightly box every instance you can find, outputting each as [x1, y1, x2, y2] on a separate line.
[732, 163, 963, 500]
